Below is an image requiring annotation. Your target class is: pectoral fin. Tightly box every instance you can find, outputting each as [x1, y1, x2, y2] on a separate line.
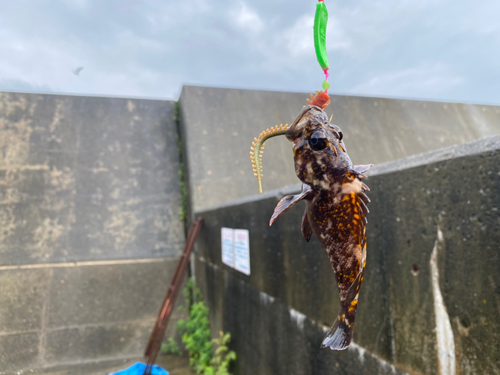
[352, 164, 373, 176]
[301, 210, 313, 242]
[269, 184, 312, 226]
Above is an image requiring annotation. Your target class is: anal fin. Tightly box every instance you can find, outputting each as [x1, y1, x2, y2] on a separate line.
[301, 210, 313, 242]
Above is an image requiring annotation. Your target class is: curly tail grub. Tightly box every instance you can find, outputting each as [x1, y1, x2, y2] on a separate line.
[250, 124, 289, 193]
[307, 90, 331, 109]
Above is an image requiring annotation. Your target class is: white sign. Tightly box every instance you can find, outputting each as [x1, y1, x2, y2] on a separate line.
[221, 227, 234, 267]
[234, 229, 251, 275]
[220, 227, 251, 275]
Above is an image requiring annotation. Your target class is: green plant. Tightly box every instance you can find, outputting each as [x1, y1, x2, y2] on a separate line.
[172, 101, 180, 122]
[173, 101, 188, 227]
[175, 279, 237, 374]
[177, 158, 187, 225]
[161, 337, 182, 356]
[207, 331, 237, 375]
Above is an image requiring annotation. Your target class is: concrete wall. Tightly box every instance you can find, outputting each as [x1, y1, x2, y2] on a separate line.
[0, 92, 185, 372]
[192, 137, 500, 375]
[2, 85, 499, 373]
[179, 86, 500, 213]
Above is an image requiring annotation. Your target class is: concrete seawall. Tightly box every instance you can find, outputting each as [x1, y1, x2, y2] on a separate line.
[1, 86, 499, 373]
[0, 92, 185, 372]
[179, 86, 500, 213]
[192, 137, 500, 375]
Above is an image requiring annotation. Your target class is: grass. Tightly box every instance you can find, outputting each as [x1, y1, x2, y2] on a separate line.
[162, 279, 237, 375]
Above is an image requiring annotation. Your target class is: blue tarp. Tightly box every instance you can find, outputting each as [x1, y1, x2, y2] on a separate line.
[108, 362, 169, 375]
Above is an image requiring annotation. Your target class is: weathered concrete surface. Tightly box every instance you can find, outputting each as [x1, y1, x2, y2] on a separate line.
[367, 139, 500, 375]
[44, 321, 154, 364]
[368, 135, 500, 177]
[179, 85, 500, 212]
[194, 190, 395, 369]
[46, 260, 182, 328]
[0, 259, 185, 372]
[0, 92, 184, 264]
[0, 92, 186, 372]
[193, 136, 500, 374]
[194, 257, 407, 375]
[0, 333, 40, 372]
[0, 268, 50, 334]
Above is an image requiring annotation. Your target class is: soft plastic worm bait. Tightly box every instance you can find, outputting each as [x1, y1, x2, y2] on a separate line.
[250, 124, 289, 193]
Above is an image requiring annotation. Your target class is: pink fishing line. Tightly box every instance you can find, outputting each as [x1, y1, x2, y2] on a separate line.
[324, 69, 329, 93]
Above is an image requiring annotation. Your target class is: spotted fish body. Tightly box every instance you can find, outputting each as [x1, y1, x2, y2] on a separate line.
[269, 105, 372, 350]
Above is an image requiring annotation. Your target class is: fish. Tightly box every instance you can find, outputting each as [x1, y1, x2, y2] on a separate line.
[250, 91, 372, 350]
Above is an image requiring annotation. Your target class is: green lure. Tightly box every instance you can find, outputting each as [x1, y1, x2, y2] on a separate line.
[314, 1, 329, 71]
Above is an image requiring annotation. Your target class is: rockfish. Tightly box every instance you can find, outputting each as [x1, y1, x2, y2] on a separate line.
[250, 91, 372, 350]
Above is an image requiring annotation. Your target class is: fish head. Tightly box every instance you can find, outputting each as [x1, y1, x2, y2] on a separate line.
[285, 106, 352, 189]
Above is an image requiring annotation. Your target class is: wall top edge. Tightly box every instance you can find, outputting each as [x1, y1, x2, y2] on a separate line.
[368, 135, 500, 177]
[0, 90, 175, 103]
[180, 85, 500, 107]
[195, 135, 500, 214]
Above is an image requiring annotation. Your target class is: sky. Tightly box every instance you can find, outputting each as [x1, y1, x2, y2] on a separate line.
[0, 0, 499, 104]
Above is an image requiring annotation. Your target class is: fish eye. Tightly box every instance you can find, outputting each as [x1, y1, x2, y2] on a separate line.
[309, 131, 328, 151]
[338, 131, 343, 141]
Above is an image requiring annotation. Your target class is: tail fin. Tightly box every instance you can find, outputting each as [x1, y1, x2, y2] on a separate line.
[321, 314, 354, 350]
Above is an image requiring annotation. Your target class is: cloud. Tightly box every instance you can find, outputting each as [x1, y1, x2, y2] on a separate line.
[230, 1, 264, 34]
[143, 0, 211, 32]
[280, 11, 350, 60]
[0, 78, 53, 94]
[57, 0, 89, 10]
[282, 15, 314, 59]
[0, 29, 83, 92]
[0, 0, 498, 103]
[350, 62, 464, 98]
[115, 30, 165, 53]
